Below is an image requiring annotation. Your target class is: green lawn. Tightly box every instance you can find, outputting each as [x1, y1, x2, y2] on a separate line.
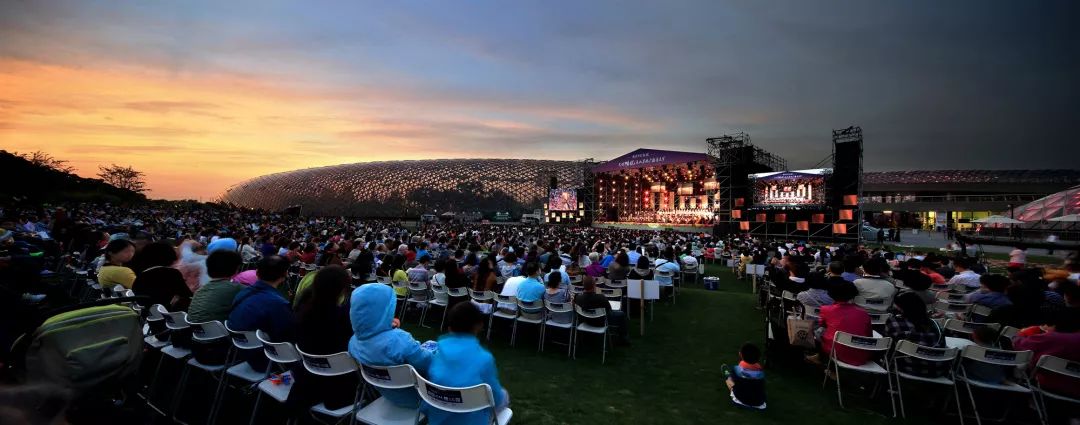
[881, 244, 1062, 265]
[398, 266, 929, 425]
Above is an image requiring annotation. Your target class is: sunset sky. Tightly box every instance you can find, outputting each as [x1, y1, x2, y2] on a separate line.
[1, 1, 1077, 200]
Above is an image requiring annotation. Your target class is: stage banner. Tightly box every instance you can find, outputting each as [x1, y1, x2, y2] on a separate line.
[592, 148, 710, 173]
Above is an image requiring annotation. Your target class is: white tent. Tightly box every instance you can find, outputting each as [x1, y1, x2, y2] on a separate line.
[972, 215, 1024, 224]
[1047, 214, 1080, 222]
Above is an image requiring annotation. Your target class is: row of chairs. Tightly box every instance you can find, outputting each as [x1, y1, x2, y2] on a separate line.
[825, 330, 1078, 425]
[144, 304, 513, 425]
[377, 278, 622, 364]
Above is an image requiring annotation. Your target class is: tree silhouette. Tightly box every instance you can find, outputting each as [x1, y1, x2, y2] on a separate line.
[18, 150, 74, 174]
[97, 164, 148, 193]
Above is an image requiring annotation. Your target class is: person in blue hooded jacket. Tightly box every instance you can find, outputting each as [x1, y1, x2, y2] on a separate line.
[348, 283, 433, 407]
[423, 302, 510, 425]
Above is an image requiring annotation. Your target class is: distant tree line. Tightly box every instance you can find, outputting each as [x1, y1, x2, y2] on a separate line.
[0, 150, 148, 206]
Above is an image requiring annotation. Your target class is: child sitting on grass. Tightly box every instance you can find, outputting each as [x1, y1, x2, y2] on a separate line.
[723, 342, 766, 410]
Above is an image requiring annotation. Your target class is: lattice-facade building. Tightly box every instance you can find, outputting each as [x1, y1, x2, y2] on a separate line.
[220, 159, 589, 218]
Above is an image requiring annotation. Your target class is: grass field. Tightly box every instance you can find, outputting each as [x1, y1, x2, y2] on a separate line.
[880, 244, 1064, 266]
[397, 265, 928, 425]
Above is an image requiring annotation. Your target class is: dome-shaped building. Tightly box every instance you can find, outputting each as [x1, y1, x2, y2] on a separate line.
[1006, 185, 1080, 222]
[220, 159, 590, 218]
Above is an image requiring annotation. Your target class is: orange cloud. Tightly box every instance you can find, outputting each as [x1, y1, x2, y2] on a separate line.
[0, 59, 435, 199]
[0, 58, 661, 200]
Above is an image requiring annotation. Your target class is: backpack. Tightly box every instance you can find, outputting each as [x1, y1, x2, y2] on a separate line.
[23, 304, 143, 398]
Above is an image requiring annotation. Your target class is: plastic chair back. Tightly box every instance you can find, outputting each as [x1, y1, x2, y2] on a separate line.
[600, 288, 622, 299]
[189, 320, 229, 343]
[297, 348, 358, 377]
[833, 331, 892, 352]
[1035, 355, 1080, 380]
[944, 319, 1000, 336]
[256, 329, 300, 364]
[894, 340, 958, 362]
[225, 321, 261, 350]
[413, 370, 497, 415]
[160, 306, 190, 331]
[359, 363, 418, 390]
[960, 345, 1032, 367]
[545, 301, 573, 315]
[447, 287, 469, 298]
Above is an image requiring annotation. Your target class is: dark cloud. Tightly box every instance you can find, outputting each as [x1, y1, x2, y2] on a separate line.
[1, 0, 1077, 170]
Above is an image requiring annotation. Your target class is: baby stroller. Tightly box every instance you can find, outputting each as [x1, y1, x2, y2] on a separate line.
[8, 296, 147, 417]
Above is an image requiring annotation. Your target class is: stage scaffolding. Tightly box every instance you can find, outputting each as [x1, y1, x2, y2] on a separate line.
[706, 132, 787, 227]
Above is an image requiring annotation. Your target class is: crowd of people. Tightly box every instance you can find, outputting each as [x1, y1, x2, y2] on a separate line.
[718, 236, 1079, 421]
[0, 201, 716, 424]
[3, 201, 1078, 423]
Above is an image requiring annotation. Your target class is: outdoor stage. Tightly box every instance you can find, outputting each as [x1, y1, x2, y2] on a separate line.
[592, 222, 712, 233]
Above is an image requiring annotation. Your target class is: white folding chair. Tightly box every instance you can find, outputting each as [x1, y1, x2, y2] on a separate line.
[781, 291, 800, 316]
[172, 319, 230, 424]
[541, 301, 574, 357]
[998, 325, 1019, 340]
[801, 302, 822, 321]
[934, 300, 973, 317]
[405, 281, 431, 324]
[355, 363, 423, 425]
[824, 331, 895, 416]
[412, 370, 512, 425]
[890, 340, 960, 420]
[147, 306, 192, 413]
[424, 282, 449, 329]
[944, 319, 1000, 339]
[297, 348, 362, 425]
[969, 304, 993, 321]
[392, 280, 409, 317]
[868, 312, 891, 328]
[376, 276, 392, 285]
[1032, 355, 1080, 424]
[955, 345, 1039, 425]
[573, 305, 610, 364]
[249, 330, 301, 425]
[937, 291, 967, 303]
[210, 322, 267, 425]
[681, 263, 702, 285]
[487, 295, 517, 342]
[513, 299, 544, 350]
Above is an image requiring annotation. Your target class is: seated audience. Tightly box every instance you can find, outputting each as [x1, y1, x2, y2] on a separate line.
[288, 265, 355, 411]
[796, 270, 834, 308]
[885, 292, 948, 377]
[575, 276, 630, 345]
[965, 273, 1013, 310]
[516, 262, 546, 303]
[97, 239, 136, 289]
[947, 257, 982, 290]
[543, 272, 572, 324]
[628, 256, 654, 280]
[959, 326, 1008, 384]
[724, 342, 766, 410]
[132, 241, 192, 311]
[809, 281, 871, 366]
[1012, 308, 1080, 400]
[584, 252, 605, 278]
[853, 258, 896, 309]
[349, 283, 433, 407]
[228, 256, 295, 372]
[187, 250, 244, 323]
[423, 302, 509, 425]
